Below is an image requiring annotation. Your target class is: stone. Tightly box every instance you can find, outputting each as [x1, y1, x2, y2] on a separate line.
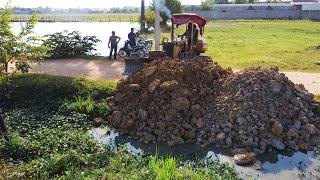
[93, 117, 103, 127]
[143, 66, 157, 77]
[138, 109, 148, 121]
[232, 152, 256, 165]
[106, 96, 115, 102]
[128, 84, 141, 91]
[216, 132, 225, 141]
[271, 121, 283, 136]
[148, 79, 161, 93]
[272, 139, 285, 150]
[195, 118, 205, 128]
[173, 97, 190, 111]
[226, 137, 233, 146]
[160, 80, 179, 91]
[112, 111, 122, 127]
[303, 124, 316, 135]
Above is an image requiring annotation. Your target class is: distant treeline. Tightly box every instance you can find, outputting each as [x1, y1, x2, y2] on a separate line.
[12, 13, 140, 22]
[9, 6, 140, 15]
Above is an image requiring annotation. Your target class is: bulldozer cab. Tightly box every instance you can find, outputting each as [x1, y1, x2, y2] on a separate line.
[162, 13, 208, 59]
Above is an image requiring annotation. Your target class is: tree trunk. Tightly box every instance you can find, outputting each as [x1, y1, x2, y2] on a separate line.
[5, 62, 8, 73]
[0, 113, 9, 141]
[141, 0, 146, 31]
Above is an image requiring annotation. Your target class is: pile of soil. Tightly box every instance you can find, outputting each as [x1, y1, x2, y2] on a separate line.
[110, 59, 320, 154]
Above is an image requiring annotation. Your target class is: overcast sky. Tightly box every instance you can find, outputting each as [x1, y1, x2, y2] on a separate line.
[0, 0, 201, 8]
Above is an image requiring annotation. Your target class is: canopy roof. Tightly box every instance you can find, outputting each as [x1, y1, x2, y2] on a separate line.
[171, 13, 207, 35]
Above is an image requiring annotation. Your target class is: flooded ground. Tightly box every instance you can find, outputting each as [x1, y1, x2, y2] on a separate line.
[90, 127, 320, 179]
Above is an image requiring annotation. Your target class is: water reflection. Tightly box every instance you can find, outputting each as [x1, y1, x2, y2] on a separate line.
[90, 127, 320, 179]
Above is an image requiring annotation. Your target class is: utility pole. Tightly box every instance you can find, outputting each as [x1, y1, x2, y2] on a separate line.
[154, 0, 161, 51]
[140, 0, 145, 31]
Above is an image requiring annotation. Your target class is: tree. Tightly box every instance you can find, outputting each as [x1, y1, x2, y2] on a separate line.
[201, 0, 215, 11]
[235, 0, 248, 3]
[145, 8, 163, 29]
[0, 2, 48, 74]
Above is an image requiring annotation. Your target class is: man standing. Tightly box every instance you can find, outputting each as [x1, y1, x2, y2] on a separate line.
[128, 28, 137, 47]
[108, 31, 121, 59]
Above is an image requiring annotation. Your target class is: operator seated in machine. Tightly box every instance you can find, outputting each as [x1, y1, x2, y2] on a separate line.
[181, 22, 193, 51]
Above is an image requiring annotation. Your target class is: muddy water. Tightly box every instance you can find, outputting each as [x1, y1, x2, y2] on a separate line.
[89, 127, 320, 179]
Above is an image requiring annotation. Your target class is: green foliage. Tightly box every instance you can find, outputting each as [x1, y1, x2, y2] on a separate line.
[235, 0, 249, 4]
[145, 8, 161, 29]
[0, 132, 38, 162]
[42, 31, 101, 59]
[149, 157, 177, 179]
[0, 2, 48, 74]
[60, 96, 112, 117]
[201, 0, 215, 10]
[0, 74, 116, 107]
[315, 94, 320, 101]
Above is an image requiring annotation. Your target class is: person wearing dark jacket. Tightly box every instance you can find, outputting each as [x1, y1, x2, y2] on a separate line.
[128, 28, 137, 47]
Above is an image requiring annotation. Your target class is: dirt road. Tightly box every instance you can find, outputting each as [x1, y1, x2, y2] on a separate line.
[31, 59, 320, 94]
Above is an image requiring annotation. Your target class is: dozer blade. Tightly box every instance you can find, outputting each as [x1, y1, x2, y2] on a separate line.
[124, 58, 151, 76]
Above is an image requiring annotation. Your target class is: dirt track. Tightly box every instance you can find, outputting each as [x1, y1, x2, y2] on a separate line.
[31, 58, 320, 94]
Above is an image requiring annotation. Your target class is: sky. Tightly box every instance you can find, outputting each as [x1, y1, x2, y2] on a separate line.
[0, 0, 201, 8]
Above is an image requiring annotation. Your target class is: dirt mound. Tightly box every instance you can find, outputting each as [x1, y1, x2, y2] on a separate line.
[110, 60, 320, 154]
[213, 67, 319, 153]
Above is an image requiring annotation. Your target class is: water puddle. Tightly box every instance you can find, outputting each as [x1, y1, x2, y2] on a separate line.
[90, 127, 320, 179]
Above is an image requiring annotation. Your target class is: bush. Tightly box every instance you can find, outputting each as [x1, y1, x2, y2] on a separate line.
[0, 74, 116, 108]
[43, 31, 101, 59]
[0, 133, 38, 162]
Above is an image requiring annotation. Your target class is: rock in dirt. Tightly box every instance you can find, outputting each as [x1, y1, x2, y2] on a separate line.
[232, 152, 256, 165]
[93, 117, 104, 127]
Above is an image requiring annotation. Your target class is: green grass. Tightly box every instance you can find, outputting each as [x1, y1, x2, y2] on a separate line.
[158, 20, 320, 72]
[13, 13, 140, 22]
[0, 74, 239, 179]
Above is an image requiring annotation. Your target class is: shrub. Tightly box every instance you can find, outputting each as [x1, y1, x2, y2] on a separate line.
[43, 31, 101, 59]
[0, 133, 38, 162]
[0, 74, 116, 108]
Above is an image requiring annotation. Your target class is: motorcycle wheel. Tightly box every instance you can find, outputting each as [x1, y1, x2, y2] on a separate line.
[118, 49, 127, 58]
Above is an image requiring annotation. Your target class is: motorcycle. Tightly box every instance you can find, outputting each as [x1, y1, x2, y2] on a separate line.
[118, 37, 152, 58]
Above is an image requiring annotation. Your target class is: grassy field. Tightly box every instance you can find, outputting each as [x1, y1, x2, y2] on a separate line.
[13, 13, 140, 22]
[0, 74, 238, 179]
[161, 20, 320, 72]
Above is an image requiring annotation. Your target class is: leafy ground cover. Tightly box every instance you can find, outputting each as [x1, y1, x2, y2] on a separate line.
[0, 74, 238, 179]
